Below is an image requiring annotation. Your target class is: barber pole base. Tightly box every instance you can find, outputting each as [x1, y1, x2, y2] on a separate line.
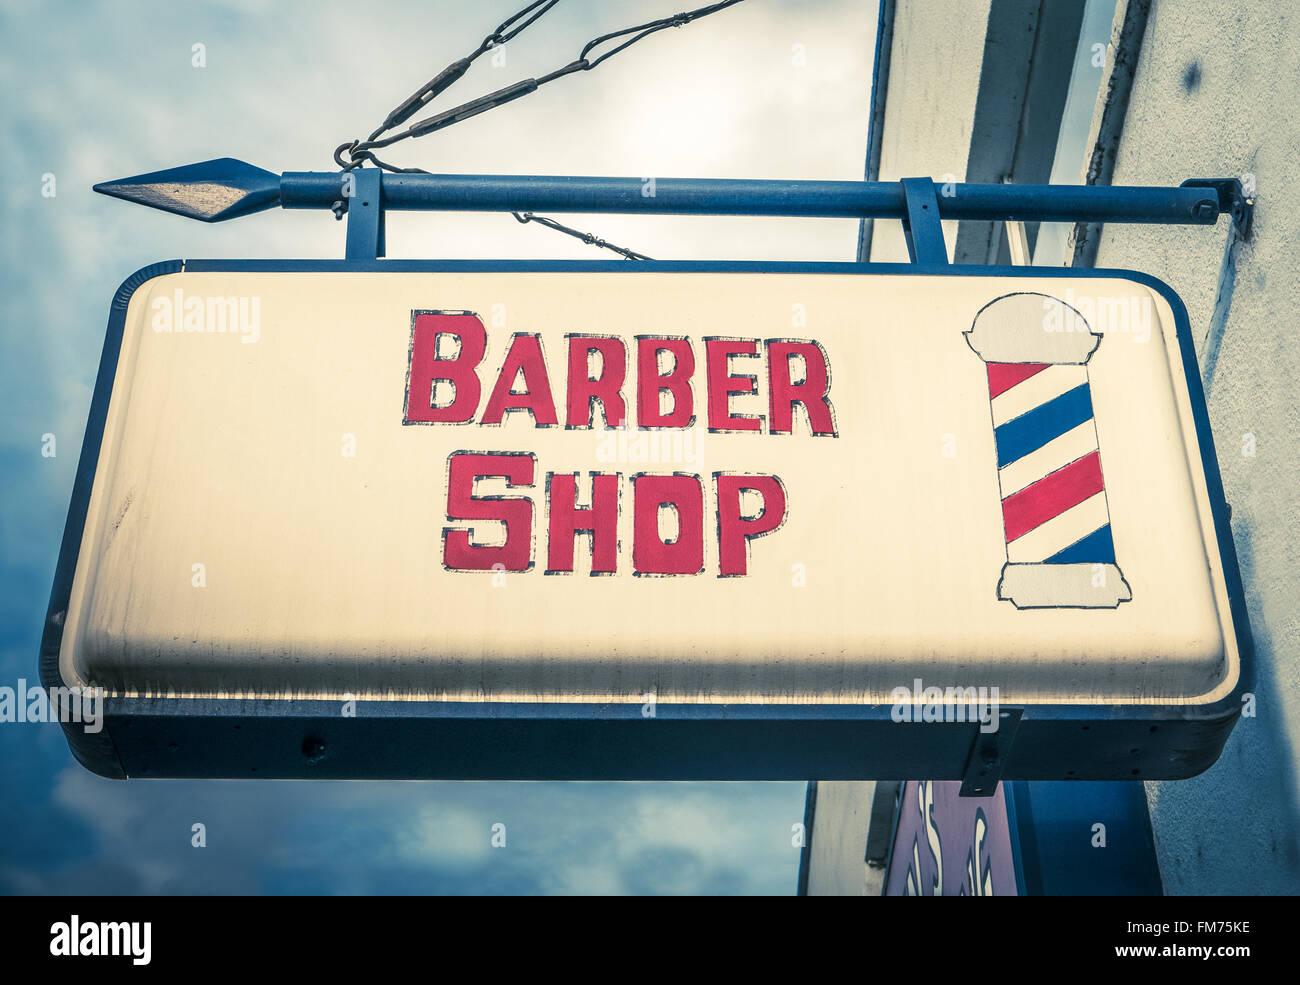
[998, 561, 1132, 609]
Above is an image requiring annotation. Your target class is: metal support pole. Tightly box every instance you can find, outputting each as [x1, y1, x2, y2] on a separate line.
[280, 172, 1228, 225]
[91, 159, 1253, 248]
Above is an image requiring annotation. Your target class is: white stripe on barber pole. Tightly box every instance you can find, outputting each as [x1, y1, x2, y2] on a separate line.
[997, 421, 1100, 496]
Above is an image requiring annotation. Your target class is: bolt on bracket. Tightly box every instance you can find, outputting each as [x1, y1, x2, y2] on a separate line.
[1182, 178, 1253, 238]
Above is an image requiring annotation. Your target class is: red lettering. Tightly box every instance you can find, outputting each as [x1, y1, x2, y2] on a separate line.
[565, 336, 627, 428]
[705, 337, 762, 431]
[546, 473, 620, 574]
[482, 333, 559, 426]
[636, 337, 695, 428]
[716, 475, 787, 576]
[443, 452, 534, 571]
[405, 313, 486, 424]
[767, 340, 836, 436]
[632, 474, 704, 575]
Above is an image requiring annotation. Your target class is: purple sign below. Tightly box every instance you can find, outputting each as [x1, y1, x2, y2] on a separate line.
[885, 781, 1019, 896]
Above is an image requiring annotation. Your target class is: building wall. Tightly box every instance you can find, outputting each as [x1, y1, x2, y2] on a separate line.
[871, 0, 993, 262]
[802, 781, 880, 895]
[1093, 0, 1300, 895]
[866, 0, 1300, 895]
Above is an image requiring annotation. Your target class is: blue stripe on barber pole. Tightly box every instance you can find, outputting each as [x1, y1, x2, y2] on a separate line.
[1044, 523, 1117, 564]
[991, 364, 1088, 428]
[994, 383, 1094, 468]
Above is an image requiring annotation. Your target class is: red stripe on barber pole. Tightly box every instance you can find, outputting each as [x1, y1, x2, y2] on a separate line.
[1002, 450, 1105, 543]
[987, 362, 1049, 400]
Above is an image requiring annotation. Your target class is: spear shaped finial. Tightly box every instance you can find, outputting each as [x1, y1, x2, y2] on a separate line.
[93, 158, 281, 222]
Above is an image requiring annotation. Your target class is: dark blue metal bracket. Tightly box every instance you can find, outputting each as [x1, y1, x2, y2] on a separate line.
[900, 177, 947, 264]
[1181, 178, 1253, 238]
[960, 707, 1023, 797]
[345, 168, 386, 260]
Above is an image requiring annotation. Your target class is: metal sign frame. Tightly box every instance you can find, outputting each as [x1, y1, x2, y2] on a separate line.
[42, 255, 1253, 782]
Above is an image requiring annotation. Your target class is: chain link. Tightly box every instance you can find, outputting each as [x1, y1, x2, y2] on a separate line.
[331, 0, 746, 258]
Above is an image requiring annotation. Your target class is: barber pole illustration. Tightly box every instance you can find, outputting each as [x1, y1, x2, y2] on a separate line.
[965, 293, 1132, 609]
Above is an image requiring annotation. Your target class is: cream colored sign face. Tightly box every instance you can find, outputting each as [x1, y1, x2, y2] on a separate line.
[59, 270, 1239, 707]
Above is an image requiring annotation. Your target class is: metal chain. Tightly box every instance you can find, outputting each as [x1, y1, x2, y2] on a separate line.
[342, 0, 560, 159]
[331, 0, 746, 259]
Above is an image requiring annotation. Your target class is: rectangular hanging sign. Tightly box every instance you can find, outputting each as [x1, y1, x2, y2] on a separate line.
[41, 260, 1251, 780]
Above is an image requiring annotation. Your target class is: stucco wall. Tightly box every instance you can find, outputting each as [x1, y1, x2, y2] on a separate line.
[872, 0, 1300, 895]
[1093, 0, 1300, 895]
[804, 781, 878, 895]
[871, 0, 993, 261]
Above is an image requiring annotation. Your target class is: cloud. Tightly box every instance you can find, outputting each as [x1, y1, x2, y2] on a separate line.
[0, 0, 871, 895]
[3, 769, 801, 895]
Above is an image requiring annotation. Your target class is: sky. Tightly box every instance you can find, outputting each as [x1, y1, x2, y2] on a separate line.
[0, 0, 877, 894]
